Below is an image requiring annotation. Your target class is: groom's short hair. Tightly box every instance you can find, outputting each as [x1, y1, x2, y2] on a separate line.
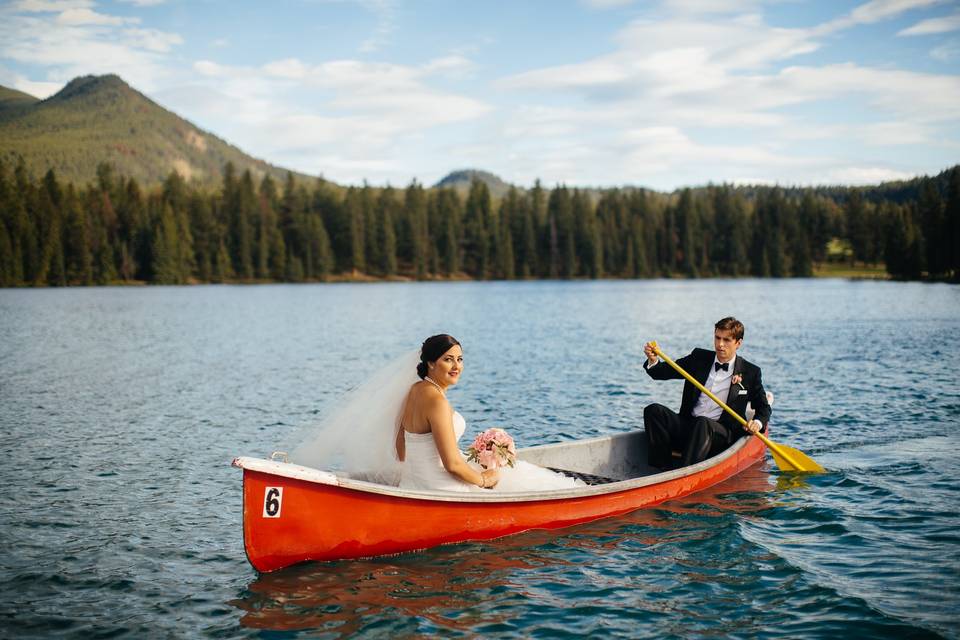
[715, 317, 744, 341]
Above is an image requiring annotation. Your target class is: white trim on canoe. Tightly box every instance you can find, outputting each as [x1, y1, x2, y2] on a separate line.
[232, 457, 341, 487]
[233, 430, 755, 503]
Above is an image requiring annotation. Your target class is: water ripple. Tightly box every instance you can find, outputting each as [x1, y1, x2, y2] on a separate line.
[1, 281, 958, 638]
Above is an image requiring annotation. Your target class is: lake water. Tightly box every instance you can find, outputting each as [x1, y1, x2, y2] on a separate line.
[1, 279, 958, 638]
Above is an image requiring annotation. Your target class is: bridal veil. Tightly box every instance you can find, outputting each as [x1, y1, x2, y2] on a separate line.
[289, 349, 420, 485]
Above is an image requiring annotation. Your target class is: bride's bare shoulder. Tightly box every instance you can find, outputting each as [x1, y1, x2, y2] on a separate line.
[401, 382, 448, 434]
[408, 381, 445, 403]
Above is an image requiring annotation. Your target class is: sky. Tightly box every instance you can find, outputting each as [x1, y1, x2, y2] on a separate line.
[1, 0, 959, 191]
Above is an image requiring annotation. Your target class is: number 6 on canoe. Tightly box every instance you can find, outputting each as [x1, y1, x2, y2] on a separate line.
[650, 341, 825, 473]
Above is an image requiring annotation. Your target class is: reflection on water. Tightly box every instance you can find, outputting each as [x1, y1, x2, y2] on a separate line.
[233, 542, 559, 635]
[232, 465, 782, 636]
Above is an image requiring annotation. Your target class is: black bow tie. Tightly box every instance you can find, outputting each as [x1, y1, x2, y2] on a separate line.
[714, 362, 729, 372]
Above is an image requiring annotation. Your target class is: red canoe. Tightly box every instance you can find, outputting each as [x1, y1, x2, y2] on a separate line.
[232, 425, 768, 572]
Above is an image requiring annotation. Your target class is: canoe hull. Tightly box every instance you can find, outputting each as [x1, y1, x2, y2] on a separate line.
[237, 431, 766, 572]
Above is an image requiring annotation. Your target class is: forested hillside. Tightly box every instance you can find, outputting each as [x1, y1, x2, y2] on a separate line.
[0, 75, 316, 189]
[1, 157, 957, 286]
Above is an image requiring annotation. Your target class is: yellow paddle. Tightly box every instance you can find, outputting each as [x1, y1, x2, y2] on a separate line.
[650, 341, 825, 473]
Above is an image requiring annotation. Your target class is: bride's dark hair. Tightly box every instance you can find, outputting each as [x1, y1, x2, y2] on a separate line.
[418, 334, 461, 379]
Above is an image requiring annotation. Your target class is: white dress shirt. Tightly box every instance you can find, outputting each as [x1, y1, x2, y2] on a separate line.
[692, 358, 734, 421]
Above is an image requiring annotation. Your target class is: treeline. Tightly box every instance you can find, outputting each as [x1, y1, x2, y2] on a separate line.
[1, 158, 958, 286]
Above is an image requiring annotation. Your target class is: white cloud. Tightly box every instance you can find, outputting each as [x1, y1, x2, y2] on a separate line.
[193, 60, 226, 77]
[816, 0, 947, 34]
[849, 0, 944, 24]
[825, 166, 917, 184]
[780, 120, 937, 146]
[124, 28, 182, 53]
[0, 2, 182, 93]
[262, 58, 309, 80]
[492, 3, 960, 188]
[660, 0, 765, 15]
[56, 7, 136, 25]
[899, 12, 960, 35]
[118, 0, 168, 6]
[10, 0, 93, 11]
[775, 63, 960, 122]
[422, 55, 475, 77]
[931, 40, 960, 59]
[0, 66, 62, 98]
[1, 0, 956, 189]
[581, 0, 634, 9]
[159, 55, 492, 183]
[357, 0, 397, 53]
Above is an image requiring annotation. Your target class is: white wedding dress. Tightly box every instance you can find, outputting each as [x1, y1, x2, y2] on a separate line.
[398, 411, 586, 493]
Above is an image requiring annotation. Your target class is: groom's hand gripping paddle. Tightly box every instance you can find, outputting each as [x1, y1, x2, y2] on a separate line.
[649, 341, 824, 473]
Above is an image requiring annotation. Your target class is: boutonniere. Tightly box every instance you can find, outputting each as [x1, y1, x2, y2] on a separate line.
[731, 374, 743, 388]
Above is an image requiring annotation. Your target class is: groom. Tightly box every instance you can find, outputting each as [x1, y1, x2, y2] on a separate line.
[642, 317, 771, 470]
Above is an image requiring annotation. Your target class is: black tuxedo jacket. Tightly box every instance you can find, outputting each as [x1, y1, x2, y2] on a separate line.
[645, 347, 771, 432]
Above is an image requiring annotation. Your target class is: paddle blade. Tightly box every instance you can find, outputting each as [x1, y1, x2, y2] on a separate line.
[767, 442, 825, 473]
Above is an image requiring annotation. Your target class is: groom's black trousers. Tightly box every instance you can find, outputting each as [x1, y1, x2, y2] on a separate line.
[643, 403, 736, 469]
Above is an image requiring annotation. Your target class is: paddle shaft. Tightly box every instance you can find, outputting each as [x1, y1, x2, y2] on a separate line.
[650, 342, 806, 471]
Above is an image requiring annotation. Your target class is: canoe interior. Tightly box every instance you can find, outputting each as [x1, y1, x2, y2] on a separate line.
[344, 431, 662, 486]
[520, 431, 656, 483]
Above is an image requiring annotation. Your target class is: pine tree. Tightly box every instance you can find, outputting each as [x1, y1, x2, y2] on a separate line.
[710, 186, 733, 274]
[529, 181, 546, 277]
[344, 187, 366, 274]
[235, 170, 256, 279]
[256, 175, 279, 280]
[309, 180, 336, 279]
[188, 193, 215, 282]
[572, 189, 600, 278]
[520, 192, 537, 278]
[463, 179, 492, 278]
[676, 189, 699, 277]
[11, 160, 38, 282]
[360, 183, 378, 275]
[917, 178, 946, 276]
[433, 188, 461, 276]
[597, 191, 623, 275]
[214, 238, 234, 282]
[0, 159, 19, 285]
[845, 189, 871, 265]
[885, 203, 924, 278]
[35, 173, 66, 285]
[404, 181, 429, 279]
[546, 186, 571, 278]
[152, 202, 182, 284]
[750, 197, 770, 277]
[501, 188, 525, 279]
[63, 185, 93, 284]
[117, 177, 147, 281]
[945, 167, 960, 279]
[377, 187, 398, 276]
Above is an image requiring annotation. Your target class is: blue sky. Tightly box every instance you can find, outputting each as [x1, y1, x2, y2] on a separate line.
[1, 0, 959, 191]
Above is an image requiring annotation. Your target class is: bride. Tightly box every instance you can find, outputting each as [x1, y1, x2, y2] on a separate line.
[396, 334, 498, 490]
[400, 334, 585, 492]
[290, 334, 584, 493]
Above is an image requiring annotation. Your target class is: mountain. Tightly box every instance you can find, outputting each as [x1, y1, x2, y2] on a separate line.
[0, 86, 39, 113]
[0, 74, 318, 189]
[435, 169, 514, 198]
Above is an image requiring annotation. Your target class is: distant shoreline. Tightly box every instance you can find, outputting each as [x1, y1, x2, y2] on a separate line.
[3, 264, 912, 287]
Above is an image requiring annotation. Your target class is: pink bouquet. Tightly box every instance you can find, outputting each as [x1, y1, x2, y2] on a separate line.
[466, 428, 517, 469]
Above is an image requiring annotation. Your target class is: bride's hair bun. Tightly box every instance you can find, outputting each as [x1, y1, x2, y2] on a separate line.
[418, 334, 461, 379]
